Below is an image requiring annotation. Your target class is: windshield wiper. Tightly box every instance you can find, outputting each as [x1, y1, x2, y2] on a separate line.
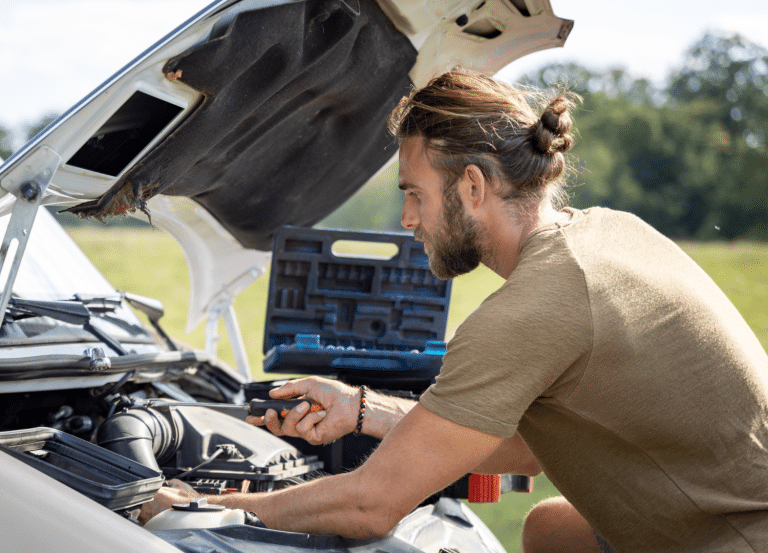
[119, 290, 176, 351]
[5, 297, 128, 355]
[73, 294, 123, 313]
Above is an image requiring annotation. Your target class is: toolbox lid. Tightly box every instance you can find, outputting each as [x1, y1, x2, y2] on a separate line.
[262, 227, 452, 377]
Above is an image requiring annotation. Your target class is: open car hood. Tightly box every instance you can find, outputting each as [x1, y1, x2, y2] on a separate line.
[0, 0, 571, 332]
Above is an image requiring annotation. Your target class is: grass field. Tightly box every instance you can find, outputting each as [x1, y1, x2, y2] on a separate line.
[68, 226, 768, 552]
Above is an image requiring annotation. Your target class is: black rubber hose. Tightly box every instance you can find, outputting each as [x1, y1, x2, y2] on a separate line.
[96, 407, 183, 471]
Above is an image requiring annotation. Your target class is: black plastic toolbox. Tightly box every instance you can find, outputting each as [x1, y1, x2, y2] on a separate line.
[261, 227, 452, 390]
[0, 427, 164, 511]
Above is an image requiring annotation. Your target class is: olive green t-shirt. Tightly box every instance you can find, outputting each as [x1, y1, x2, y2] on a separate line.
[420, 207, 768, 553]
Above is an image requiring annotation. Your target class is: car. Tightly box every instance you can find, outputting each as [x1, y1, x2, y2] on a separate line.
[0, 1, 572, 551]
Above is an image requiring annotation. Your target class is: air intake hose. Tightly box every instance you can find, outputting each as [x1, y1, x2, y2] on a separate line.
[97, 407, 183, 471]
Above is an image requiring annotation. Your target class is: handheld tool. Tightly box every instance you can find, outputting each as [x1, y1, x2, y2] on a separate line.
[145, 398, 323, 418]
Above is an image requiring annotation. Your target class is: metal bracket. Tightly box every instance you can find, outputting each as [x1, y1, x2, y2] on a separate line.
[205, 292, 252, 383]
[0, 146, 61, 321]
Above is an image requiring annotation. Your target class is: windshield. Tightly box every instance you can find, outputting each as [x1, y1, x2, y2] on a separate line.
[0, 207, 157, 353]
[0, 207, 117, 301]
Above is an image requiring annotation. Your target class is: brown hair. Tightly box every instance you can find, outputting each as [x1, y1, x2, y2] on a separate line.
[388, 70, 580, 208]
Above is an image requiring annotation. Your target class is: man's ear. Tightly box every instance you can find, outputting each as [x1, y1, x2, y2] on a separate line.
[459, 164, 488, 210]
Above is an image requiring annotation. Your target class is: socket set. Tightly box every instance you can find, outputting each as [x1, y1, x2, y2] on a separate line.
[262, 227, 452, 390]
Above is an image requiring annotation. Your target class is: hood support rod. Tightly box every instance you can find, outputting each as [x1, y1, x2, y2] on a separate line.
[0, 146, 61, 322]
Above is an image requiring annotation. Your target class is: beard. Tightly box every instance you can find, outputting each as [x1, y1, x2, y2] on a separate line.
[417, 188, 486, 280]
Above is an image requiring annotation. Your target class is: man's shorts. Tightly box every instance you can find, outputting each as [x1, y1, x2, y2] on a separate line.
[595, 532, 617, 553]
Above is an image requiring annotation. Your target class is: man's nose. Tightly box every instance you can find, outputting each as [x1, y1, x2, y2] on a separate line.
[401, 198, 418, 229]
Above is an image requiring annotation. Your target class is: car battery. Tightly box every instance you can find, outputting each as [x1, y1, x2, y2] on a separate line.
[260, 226, 452, 392]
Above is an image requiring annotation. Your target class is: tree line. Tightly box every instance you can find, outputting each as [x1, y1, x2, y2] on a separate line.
[2, 31, 766, 241]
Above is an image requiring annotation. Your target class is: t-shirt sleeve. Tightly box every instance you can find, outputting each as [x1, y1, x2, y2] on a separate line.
[419, 231, 593, 437]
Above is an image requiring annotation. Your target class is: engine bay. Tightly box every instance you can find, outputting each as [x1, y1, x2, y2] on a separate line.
[0, 368, 327, 522]
[0, 367, 520, 553]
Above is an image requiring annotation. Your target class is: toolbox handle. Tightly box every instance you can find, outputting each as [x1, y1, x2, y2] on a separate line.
[331, 239, 399, 260]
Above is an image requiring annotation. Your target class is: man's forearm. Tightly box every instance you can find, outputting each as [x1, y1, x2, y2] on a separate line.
[212, 403, 502, 537]
[210, 471, 391, 538]
[145, 405, 503, 538]
[360, 391, 417, 439]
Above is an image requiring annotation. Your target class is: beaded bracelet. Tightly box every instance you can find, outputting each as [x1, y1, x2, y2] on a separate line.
[353, 385, 368, 436]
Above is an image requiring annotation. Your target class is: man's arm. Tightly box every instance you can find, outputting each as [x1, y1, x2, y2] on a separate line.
[248, 376, 417, 442]
[143, 404, 505, 537]
[472, 432, 541, 476]
[249, 376, 540, 476]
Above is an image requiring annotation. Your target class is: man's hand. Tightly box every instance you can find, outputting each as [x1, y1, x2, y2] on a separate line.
[246, 376, 360, 445]
[138, 479, 201, 526]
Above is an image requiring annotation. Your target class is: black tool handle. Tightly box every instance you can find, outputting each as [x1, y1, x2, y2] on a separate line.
[248, 398, 322, 417]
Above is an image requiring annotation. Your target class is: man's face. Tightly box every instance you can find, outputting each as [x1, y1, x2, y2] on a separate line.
[398, 137, 486, 279]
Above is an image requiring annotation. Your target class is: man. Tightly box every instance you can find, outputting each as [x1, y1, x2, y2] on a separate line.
[141, 71, 768, 553]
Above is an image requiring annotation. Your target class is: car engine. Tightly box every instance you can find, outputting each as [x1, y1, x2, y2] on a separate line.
[0, 366, 330, 519]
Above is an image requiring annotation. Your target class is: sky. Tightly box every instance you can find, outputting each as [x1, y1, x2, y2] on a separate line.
[1, 0, 767, 144]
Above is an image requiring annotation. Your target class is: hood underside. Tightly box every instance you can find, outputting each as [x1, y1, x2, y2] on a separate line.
[65, 0, 416, 251]
[63, 0, 416, 250]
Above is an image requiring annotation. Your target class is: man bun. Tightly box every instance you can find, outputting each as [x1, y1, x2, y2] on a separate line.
[531, 94, 576, 155]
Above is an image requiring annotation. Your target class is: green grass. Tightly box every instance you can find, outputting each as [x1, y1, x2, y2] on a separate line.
[679, 241, 768, 347]
[68, 227, 768, 552]
[68, 226, 271, 370]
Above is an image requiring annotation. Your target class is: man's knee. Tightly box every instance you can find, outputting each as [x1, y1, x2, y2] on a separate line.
[522, 496, 599, 553]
